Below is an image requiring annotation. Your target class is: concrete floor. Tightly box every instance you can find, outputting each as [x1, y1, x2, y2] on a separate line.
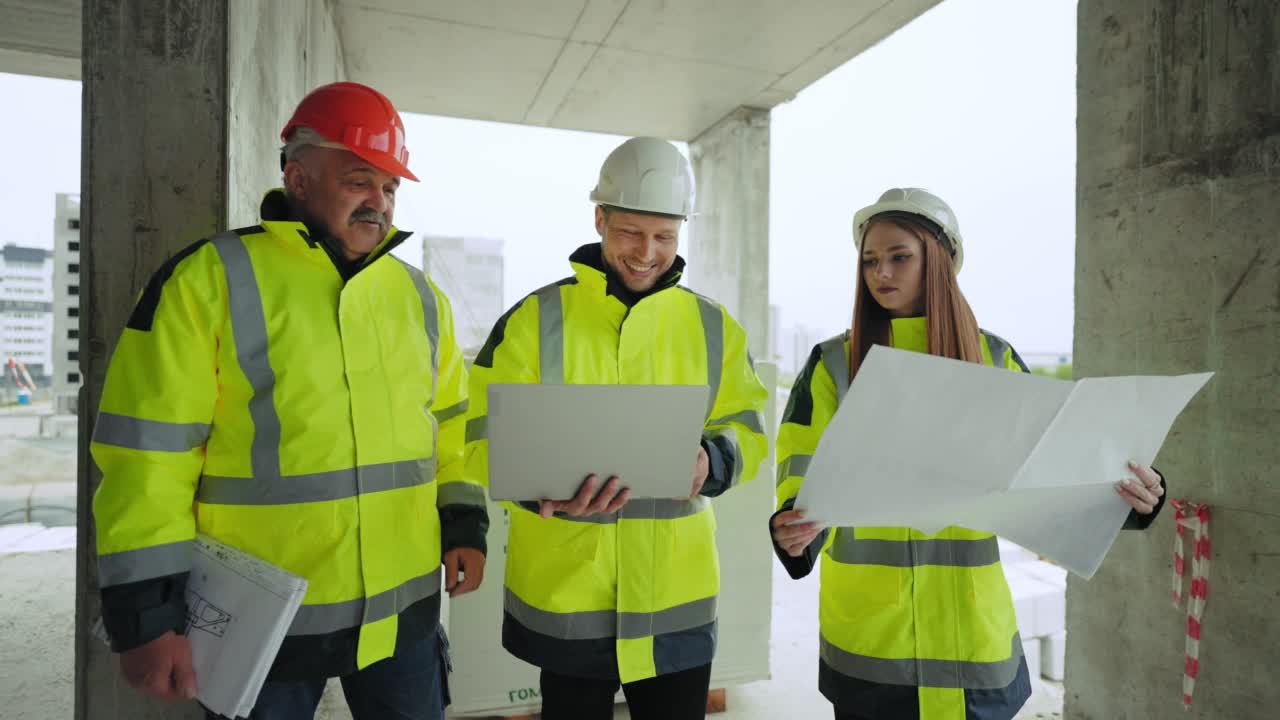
[0, 541, 1062, 720]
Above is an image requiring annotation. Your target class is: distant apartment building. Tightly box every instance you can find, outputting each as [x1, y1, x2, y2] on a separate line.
[0, 244, 53, 383]
[52, 194, 82, 413]
[777, 322, 830, 377]
[422, 236, 505, 355]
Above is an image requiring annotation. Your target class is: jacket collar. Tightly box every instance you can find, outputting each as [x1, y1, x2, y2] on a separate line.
[568, 243, 686, 307]
[259, 189, 412, 281]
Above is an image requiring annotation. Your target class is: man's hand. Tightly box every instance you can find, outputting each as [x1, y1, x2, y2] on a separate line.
[686, 446, 710, 499]
[539, 474, 630, 518]
[119, 630, 197, 702]
[443, 548, 486, 598]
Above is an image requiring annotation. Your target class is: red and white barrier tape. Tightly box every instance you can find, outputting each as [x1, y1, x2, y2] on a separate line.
[1171, 499, 1210, 709]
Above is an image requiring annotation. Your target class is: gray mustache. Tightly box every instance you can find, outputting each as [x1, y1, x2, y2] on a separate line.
[349, 209, 386, 226]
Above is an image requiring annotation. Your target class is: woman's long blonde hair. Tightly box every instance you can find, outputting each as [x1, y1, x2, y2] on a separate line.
[848, 216, 983, 380]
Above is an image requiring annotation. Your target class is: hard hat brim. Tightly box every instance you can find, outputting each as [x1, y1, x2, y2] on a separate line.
[852, 200, 964, 273]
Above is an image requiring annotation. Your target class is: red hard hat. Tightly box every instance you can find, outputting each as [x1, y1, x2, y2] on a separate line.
[281, 82, 418, 181]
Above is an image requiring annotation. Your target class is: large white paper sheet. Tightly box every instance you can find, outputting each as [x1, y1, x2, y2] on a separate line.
[794, 346, 1212, 578]
[185, 535, 308, 719]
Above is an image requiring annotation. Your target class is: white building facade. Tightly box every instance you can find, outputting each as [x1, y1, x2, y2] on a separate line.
[422, 236, 505, 355]
[52, 193, 82, 412]
[0, 244, 54, 383]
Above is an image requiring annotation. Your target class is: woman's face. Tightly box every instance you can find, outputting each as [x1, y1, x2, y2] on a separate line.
[861, 221, 927, 317]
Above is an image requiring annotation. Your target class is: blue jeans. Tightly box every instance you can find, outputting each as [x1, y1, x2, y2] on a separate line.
[207, 626, 449, 720]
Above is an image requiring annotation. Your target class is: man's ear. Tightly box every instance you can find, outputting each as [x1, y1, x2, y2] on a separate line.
[283, 160, 308, 200]
[594, 205, 607, 238]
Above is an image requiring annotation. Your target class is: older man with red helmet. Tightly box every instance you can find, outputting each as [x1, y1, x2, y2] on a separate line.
[91, 82, 486, 720]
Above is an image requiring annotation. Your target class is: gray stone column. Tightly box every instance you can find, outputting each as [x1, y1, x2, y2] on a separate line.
[688, 107, 771, 360]
[1069, 2, 1279, 718]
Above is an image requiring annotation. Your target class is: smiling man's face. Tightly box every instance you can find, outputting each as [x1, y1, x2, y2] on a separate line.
[596, 206, 682, 293]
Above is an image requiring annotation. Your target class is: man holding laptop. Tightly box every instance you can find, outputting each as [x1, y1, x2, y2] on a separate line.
[464, 136, 768, 720]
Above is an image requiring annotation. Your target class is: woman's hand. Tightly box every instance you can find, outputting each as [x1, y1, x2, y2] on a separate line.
[772, 509, 825, 557]
[1115, 461, 1164, 514]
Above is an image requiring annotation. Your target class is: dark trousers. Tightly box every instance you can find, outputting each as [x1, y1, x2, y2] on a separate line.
[205, 627, 447, 720]
[539, 663, 712, 720]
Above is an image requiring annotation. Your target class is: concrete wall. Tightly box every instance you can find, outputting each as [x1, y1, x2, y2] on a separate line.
[688, 107, 772, 360]
[77, 2, 345, 718]
[1069, 2, 1280, 719]
[228, 0, 347, 226]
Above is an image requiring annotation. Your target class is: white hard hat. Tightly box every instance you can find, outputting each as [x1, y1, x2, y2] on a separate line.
[852, 188, 965, 273]
[590, 137, 695, 218]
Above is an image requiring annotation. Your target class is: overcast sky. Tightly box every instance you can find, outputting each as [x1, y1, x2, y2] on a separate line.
[0, 0, 1076, 356]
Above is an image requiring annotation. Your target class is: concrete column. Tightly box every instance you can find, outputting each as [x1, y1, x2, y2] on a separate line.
[78, 2, 344, 718]
[688, 107, 771, 360]
[1069, 3, 1279, 719]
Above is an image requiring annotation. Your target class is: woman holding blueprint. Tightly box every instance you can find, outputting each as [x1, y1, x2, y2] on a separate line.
[769, 188, 1168, 720]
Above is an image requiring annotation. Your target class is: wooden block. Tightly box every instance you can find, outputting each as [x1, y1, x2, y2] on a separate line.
[502, 715, 534, 720]
[706, 688, 727, 714]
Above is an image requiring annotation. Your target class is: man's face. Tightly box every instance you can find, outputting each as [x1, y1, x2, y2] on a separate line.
[595, 207, 682, 293]
[284, 147, 399, 260]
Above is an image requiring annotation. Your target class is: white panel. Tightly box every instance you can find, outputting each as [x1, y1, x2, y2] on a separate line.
[751, 0, 938, 103]
[338, 7, 563, 122]
[1034, 584, 1067, 637]
[522, 40, 597, 125]
[0, 47, 79, 81]
[608, 0, 875, 72]
[1041, 631, 1067, 681]
[0, 0, 80, 79]
[1022, 636, 1042, 681]
[324, 0, 944, 139]
[571, 0, 630, 42]
[553, 47, 773, 140]
[0, 0, 79, 60]
[344, 0, 587, 38]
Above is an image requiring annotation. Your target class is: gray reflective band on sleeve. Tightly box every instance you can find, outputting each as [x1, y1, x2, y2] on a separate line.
[776, 454, 812, 487]
[433, 400, 469, 424]
[93, 413, 210, 452]
[466, 416, 488, 443]
[97, 540, 193, 587]
[437, 482, 487, 508]
[708, 409, 764, 434]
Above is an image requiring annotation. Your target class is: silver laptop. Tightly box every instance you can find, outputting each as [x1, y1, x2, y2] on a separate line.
[486, 383, 711, 502]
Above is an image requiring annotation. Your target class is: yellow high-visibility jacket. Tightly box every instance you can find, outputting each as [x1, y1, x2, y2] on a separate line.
[776, 317, 1031, 720]
[465, 243, 768, 683]
[91, 189, 486, 679]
